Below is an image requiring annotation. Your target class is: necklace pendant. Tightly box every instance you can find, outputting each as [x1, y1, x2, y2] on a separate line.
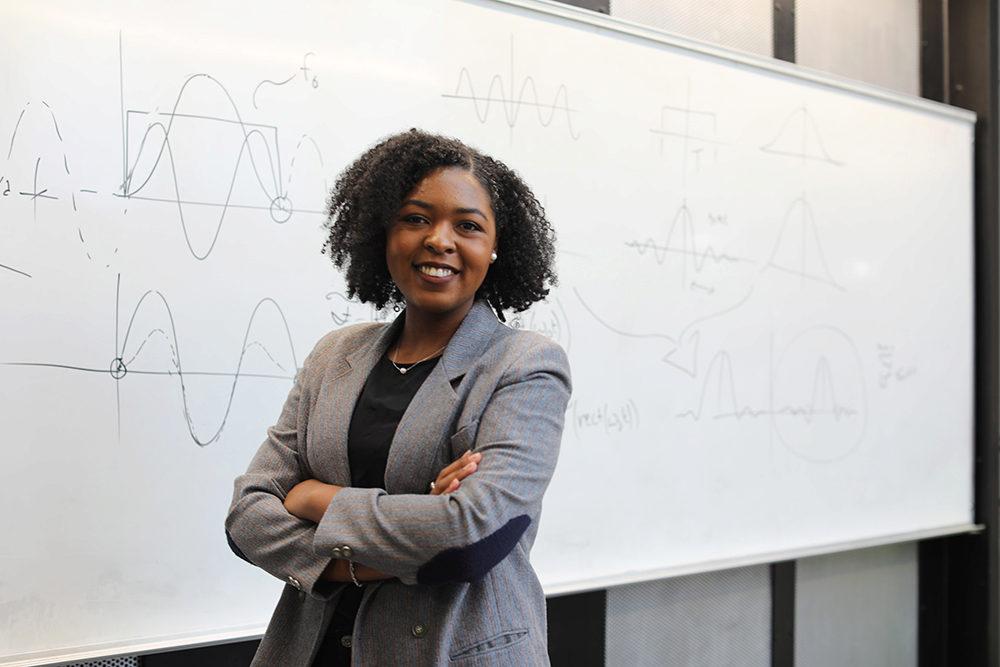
[399, 367, 408, 374]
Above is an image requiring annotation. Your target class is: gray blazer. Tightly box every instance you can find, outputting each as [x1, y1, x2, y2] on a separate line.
[225, 300, 571, 666]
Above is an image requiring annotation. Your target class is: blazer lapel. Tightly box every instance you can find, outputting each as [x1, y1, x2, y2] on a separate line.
[384, 300, 500, 493]
[310, 314, 404, 486]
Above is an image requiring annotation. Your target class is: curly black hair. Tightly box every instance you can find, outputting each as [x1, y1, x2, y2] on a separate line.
[322, 129, 557, 319]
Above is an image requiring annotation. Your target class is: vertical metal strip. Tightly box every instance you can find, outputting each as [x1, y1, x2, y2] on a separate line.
[918, 0, 1000, 665]
[547, 590, 607, 665]
[773, 1, 796, 63]
[920, 0, 948, 102]
[771, 561, 795, 667]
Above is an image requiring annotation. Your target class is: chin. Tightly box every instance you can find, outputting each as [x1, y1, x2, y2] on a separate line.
[405, 292, 475, 316]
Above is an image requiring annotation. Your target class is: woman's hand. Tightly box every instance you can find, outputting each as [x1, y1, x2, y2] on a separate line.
[321, 559, 393, 583]
[283, 479, 342, 523]
[430, 450, 482, 495]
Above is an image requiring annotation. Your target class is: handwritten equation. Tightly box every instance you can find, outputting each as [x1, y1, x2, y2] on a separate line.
[568, 398, 639, 440]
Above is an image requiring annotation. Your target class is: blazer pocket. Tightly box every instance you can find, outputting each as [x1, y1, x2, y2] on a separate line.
[449, 628, 529, 661]
[449, 419, 480, 458]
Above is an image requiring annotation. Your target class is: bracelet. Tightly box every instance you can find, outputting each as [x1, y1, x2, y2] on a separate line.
[348, 560, 363, 588]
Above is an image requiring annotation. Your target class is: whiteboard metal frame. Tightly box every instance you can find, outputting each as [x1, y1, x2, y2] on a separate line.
[487, 0, 977, 124]
[544, 523, 983, 596]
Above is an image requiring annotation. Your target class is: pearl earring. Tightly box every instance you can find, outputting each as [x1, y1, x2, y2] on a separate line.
[490, 252, 498, 262]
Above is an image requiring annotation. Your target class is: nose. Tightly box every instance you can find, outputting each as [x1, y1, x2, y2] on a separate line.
[424, 221, 456, 254]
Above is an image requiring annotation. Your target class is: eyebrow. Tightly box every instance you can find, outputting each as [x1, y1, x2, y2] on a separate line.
[402, 199, 489, 221]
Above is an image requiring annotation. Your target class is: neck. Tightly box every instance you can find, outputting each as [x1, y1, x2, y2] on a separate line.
[393, 300, 475, 362]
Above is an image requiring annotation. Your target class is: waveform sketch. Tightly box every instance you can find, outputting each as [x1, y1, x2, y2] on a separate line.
[677, 350, 767, 420]
[326, 291, 391, 327]
[117, 34, 327, 260]
[508, 297, 571, 351]
[761, 105, 843, 166]
[7, 100, 69, 166]
[772, 326, 867, 462]
[625, 201, 747, 289]
[286, 133, 326, 192]
[252, 52, 319, 109]
[252, 74, 295, 109]
[4, 101, 113, 265]
[3, 274, 299, 447]
[443, 35, 580, 140]
[5, 101, 72, 223]
[762, 196, 844, 291]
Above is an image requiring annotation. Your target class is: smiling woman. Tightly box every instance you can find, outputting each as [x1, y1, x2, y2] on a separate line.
[225, 129, 571, 666]
[386, 167, 498, 331]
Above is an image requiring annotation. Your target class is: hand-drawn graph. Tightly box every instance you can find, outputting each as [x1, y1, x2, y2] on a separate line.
[116, 33, 327, 260]
[676, 350, 767, 420]
[760, 105, 843, 166]
[442, 35, 580, 140]
[676, 329, 866, 461]
[772, 326, 867, 461]
[761, 195, 844, 291]
[4, 100, 113, 267]
[649, 78, 727, 187]
[325, 291, 391, 327]
[625, 201, 748, 291]
[3, 274, 298, 447]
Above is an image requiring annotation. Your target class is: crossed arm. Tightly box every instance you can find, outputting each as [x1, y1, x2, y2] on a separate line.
[284, 451, 483, 583]
[225, 337, 570, 595]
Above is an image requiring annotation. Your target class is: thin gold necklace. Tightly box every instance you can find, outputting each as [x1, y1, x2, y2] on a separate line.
[388, 341, 446, 375]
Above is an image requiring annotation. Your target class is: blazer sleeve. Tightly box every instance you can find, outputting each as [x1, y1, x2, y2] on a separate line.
[224, 332, 341, 601]
[313, 337, 571, 586]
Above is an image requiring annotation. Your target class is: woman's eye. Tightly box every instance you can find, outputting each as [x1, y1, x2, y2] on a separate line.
[459, 221, 481, 232]
[403, 214, 428, 224]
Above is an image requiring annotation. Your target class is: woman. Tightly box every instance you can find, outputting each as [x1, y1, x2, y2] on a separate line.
[225, 129, 571, 666]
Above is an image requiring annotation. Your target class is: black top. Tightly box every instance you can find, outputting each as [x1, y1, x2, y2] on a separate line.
[312, 352, 440, 666]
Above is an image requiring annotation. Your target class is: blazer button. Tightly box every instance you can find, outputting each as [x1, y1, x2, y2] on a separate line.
[286, 575, 302, 591]
[411, 624, 427, 638]
[340, 635, 353, 648]
[340, 545, 353, 559]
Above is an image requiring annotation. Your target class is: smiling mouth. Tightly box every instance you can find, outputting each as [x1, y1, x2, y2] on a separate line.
[415, 265, 459, 277]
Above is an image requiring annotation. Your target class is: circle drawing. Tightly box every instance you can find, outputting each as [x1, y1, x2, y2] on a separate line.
[109, 357, 128, 380]
[772, 325, 867, 462]
[269, 196, 293, 224]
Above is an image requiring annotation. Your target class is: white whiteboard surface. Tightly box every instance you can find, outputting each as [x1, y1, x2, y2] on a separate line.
[0, 0, 975, 663]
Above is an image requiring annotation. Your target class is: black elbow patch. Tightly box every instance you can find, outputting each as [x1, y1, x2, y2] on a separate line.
[416, 515, 531, 585]
[226, 529, 254, 565]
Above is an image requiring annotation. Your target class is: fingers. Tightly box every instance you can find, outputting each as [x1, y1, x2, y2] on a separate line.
[431, 451, 482, 495]
[439, 450, 480, 478]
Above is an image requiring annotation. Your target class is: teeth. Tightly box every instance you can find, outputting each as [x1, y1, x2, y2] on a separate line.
[418, 265, 455, 277]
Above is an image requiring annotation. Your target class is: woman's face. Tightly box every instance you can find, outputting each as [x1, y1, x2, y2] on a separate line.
[386, 166, 497, 321]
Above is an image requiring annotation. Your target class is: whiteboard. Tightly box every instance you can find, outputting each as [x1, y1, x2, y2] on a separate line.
[0, 0, 975, 663]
